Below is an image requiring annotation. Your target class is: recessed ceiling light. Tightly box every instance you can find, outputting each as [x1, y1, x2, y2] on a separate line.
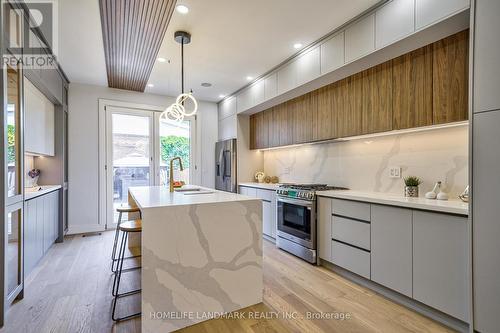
[201, 82, 212, 87]
[219, 94, 226, 98]
[157, 57, 167, 63]
[293, 43, 303, 49]
[246, 76, 253, 81]
[147, 83, 154, 88]
[176, 4, 189, 14]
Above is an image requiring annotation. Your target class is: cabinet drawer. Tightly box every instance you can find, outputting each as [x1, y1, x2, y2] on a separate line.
[332, 216, 370, 250]
[239, 186, 257, 197]
[331, 240, 370, 279]
[331, 198, 371, 221]
[256, 189, 275, 202]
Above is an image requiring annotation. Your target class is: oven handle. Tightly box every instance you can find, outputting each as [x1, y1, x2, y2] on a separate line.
[277, 196, 313, 208]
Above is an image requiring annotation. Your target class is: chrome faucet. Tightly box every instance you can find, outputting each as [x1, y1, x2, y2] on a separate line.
[169, 157, 184, 192]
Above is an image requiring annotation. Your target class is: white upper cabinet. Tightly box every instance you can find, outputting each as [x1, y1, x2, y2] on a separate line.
[415, 0, 469, 30]
[218, 114, 237, 141]
[473, 0, 500, 112]
[264, 73, 277, 101]
[24, 78, 55, 156]
[345, 13, 375, 63]
[236, 88, 253, 113]
[277, 61, 296, 95]
[295, 46, 321, 86]
[249, 79, 265, 106]
[376, 0, 415, 49]
[218, 96, 236, 120]
[321, 32, 345, 74]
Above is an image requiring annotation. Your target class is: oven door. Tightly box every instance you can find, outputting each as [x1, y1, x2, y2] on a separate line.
[277, 197, 315, 249]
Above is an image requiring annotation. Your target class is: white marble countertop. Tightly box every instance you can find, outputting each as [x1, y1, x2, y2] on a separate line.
[129, 185, 259, 209]
[25, 185, 62, 200]
[238, 182, 280, 191]
[317, 190, 469, 215]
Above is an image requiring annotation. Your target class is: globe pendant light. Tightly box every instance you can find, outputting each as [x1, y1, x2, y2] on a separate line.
[160, 31, 198, 122]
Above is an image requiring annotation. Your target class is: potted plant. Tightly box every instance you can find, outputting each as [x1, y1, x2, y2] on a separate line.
[403, 176, 422, 198]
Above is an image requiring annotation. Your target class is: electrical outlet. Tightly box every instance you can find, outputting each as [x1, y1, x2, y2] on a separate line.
[389, 166, 401, 178]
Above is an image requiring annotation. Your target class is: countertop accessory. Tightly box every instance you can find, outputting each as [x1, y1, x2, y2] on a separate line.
[459, 185, 469, 202]
[264, 175, 271, 183]
[271, 176, 279, 183]
[254, 171, 265, 183]
[425, 181, 442, 199]
[404, 176, 422, 198]
[27, 168, 41, 187]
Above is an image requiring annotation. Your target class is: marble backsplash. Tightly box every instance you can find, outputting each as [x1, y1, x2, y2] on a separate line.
[263, 126, 468, 198]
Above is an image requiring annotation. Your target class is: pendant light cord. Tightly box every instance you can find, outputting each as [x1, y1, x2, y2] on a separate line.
[181, 39, 184, 94]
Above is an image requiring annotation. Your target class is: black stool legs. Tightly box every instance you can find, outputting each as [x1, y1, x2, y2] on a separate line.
[112, 229, 141, 321]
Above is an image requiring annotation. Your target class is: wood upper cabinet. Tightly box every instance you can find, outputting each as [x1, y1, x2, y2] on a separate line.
[362, 61, 393, 134]
[337, 74, 363, 137]
[314, 85, 335, 141]
[392, 45, 433, 129]
[279, 102, 294, 146]
[268, 107, 280, 148]
[432, 30, 468, 124]
[293, 93, 316, 144]
[250, 113, 269, 150]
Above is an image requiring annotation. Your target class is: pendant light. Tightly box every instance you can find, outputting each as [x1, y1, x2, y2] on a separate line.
[160, 31, 198, 122]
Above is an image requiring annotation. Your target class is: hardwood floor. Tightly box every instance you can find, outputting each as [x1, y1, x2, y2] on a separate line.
[0, 231, 453, 333]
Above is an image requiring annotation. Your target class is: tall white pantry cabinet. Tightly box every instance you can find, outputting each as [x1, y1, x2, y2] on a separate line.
[472, 0, 500, 332]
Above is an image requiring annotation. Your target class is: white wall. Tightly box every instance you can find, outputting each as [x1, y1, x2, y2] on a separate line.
[68, 83, 217, 234]
[264, 126, 468, 198]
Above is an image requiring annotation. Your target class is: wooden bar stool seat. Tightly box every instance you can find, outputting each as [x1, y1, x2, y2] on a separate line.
[116, 205, 140, 213]
[119, 220, 142, 232]
[111, 205, 141, 273]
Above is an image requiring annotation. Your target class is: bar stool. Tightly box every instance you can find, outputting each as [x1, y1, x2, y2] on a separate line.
[112, 219, 142, 321]
[111, 204, 141, 273]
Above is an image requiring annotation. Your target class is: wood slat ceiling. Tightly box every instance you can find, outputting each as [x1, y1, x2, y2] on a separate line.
[99, 0, 176, 92]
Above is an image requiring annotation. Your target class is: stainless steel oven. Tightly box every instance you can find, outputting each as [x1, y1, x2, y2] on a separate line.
[276, 195, 318, 264]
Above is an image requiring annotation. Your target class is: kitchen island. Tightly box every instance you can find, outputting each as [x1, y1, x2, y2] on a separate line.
[128, 186, 263, 333]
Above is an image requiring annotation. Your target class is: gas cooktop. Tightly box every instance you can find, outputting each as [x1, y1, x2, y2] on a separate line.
[277, 183, 348, 200]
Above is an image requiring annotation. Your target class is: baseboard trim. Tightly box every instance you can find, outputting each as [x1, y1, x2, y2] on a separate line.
[67, 224, 105, 235]
[320, 259, 469, 333]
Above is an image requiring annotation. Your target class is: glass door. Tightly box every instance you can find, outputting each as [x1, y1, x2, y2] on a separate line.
[5, 64, 23, 204]
[106, 107, 154, 227]
[5, 203, 23, 302]
[155, 115, 193, 187]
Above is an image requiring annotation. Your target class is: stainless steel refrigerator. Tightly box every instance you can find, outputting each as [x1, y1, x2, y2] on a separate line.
[215, 139, 237, 193]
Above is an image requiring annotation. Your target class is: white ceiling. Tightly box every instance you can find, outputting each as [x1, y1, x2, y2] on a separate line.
[57, 0, 380, 102]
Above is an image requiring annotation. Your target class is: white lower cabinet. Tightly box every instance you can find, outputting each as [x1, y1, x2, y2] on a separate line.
[24, 191, 59, 276]
[371, 205, 413, 297]
[317, 196, 469, 321]
[239, 186, 276, 239]
[317, 197, 332, 262]
[413, 211, 468, 321]
[331, 240, 370, 279]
